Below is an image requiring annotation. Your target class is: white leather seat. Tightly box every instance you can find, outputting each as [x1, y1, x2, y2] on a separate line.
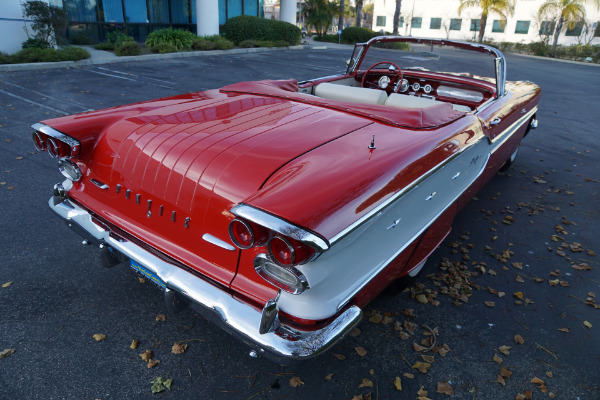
[314, 82, 388, 105]
[385, 93, 471, 112]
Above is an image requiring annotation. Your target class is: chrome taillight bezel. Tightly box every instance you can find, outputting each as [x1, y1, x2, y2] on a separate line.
[268, 235, 296, 267]
[33, 131, 46, 151]
[47, 137, 60, 158]
[254, 254, 309, 295]
[228, 218, 256, 249]
[58, 158, 82, 181]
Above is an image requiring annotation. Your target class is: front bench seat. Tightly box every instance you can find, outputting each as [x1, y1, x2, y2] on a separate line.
[314, 82, 388, 106]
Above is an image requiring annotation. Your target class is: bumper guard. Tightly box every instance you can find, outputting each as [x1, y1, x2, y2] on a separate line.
[49, 195, 362, 362]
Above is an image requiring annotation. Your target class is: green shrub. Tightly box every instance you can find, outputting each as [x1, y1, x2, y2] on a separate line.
[150, 42, 178, 54]
[238, 39, 256, 48]
[341, 27, 377, 44]
[106, 30, 134, 47]
[212, 36, 234, 50]
[94, 42, 115, 51]
[528, 41, 549, 57]
[115, 41, 141, 56]
[373, 42, 410, 50]
[224, 15, 301, 45]
[145, 28, 196, 50]
[313, 34, 339, 43]
[22, 38, 50, 49]
[192, 39, 216, 50]
[0, 52, 11, 64]
[70, 31, 93, 45]
[58, 46, 90, 60]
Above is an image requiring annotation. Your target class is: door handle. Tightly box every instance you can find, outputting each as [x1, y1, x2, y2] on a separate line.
[490, 118, 501, 126]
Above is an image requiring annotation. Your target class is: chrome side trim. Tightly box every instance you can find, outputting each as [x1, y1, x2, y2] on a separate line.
[50, 198, 361, 362]
[231, 205, 330, 252]
[334, 149, 490, 311]
[489, 106, 537, 150]
[202, 233, 236, 251]
[31, 122, 80, 150]
[330, 147, 467, 244]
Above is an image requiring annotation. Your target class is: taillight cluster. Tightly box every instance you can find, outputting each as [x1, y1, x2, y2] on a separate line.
[229, 218, 316, 267]
[32, 125, 80, 159]
[228, 217, 319, 294]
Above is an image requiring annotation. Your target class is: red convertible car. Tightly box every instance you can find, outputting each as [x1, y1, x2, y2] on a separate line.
[33, 37, 540, 361]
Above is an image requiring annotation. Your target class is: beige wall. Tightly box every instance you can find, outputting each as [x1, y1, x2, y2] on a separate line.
[0, 0, 34, 54]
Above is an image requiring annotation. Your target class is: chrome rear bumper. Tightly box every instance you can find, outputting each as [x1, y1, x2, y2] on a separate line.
[49, 195, 362, 362]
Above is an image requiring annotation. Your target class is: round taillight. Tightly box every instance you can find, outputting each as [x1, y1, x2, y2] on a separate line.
[58, 158, 82, 181]
[47, 137, 59, 158]
[229, 219, 255, 249]
[32, 131, 46, 151]
[268, 236, 295, 266]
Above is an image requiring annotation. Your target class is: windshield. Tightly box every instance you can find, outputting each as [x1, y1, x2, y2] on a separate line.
[354, 38, 501, 85]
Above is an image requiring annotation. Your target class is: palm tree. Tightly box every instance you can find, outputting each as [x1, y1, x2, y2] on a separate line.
[538, 0, 600, 56]
[458, 0, 515, 42]
[355, 0, 363, 27]
[393, 0, 403, 35]
[302, 0, 340, 37]
[338, 0, 345, 31]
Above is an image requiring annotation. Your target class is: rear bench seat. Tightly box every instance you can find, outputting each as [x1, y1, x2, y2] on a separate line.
[385, 93, 471, 112]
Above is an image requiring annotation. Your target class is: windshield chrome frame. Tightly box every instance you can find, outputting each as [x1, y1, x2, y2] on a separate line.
[347, 36, 506, 99]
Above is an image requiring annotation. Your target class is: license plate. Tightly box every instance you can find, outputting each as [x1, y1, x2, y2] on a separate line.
[129, 259, 166, 289]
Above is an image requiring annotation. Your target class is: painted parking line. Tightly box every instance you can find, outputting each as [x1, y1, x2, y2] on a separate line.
[1, 81, 89, 112]
[84, 67, 177, 90]
[95, 66, 177, 86]
[0, 88, 69, 116]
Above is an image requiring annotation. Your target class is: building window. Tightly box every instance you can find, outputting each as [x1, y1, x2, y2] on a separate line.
[122, 0, 147, 23]
[411, 17, 422, 29]
[171, 0, 191, 24]
[565, 21, 584, 36]
[492, 20, 505, 32]
[227, 0, 243, 19]
[399, 16, 404, 28]
[244, 0, 258, 16]
[470, 19, 480, 32]
[515, 20, 530, 34]
[102, 0, 124, 23]
[430, 17, 441, 30]
[539, 20, 555, 35]
[376, 16, 386, 27]
[450, 18, 462, 31]
[64, 0, 98, 22]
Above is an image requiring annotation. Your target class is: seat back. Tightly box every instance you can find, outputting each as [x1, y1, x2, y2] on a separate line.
[314, 83, 388, 105]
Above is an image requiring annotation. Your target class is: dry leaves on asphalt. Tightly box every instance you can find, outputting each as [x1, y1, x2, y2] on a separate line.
[1, 282, 13, 288]
[155, 314, 166, 322]
[289, 376, 304, 387]
[130, 339, 139, 349]
[139, 349, 153, 362]
[355, 347, 367, 357]
[150, 377, 172, 394]
[171, 343, 188, 354]
[0, 348, 15, 359]
[147, 359, 159, 368]
[437, 381, 454, 395]
[514, 335, 525, 344]
[498, 345, 511, 356]
[92, 333, 106, 342]
[393, 376, 402, 390]
[358, 378, 373, 388]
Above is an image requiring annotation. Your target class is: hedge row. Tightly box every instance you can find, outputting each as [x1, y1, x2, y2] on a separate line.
[0, 47, 90, 64]
[224, 15, 301, 45]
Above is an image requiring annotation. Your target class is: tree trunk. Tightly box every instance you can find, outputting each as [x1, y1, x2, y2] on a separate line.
[338, 0, 345, 32]
[393, 0, 402, 35]
[356, 0, 363, 27]
[478, 13, 487, 42]
[551, 16, 564, 57]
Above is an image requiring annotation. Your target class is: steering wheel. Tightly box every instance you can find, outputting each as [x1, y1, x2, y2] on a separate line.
[361, 61, 403, 93]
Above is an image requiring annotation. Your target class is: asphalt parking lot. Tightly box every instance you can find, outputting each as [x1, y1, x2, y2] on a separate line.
[0, 46, 598, 399]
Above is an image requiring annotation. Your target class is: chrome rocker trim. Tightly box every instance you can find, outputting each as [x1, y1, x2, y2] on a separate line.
[49, 196, 361, 362]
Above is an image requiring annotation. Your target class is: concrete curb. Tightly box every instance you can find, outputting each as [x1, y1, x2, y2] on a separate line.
[0, 45, 328, 72]
[508, 51, 600, 67]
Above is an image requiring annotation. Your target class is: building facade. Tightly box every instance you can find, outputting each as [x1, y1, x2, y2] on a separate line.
[372, 0, 600, 45]
[1, 0, 298, 54]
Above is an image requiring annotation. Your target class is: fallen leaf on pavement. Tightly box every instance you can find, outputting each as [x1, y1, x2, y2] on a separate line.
[0, 348, 15, 359]
[437, 381, 454, 395]
[495, 374, 506, 387]
[514, 291, 524, 300]
[421, 355, 434, 363]
[355, 347, 367, 357]
[93, 333, 106, 342]
[139, 350, 153, 362]
[500, 367, 512, 379]
[150, 377, 172, 394]
[492, 353, 503, 364]
[171, 343, 188, 354]
[515, 275, 525, 283]
[498, 345, 511, 356]
[485, 301, 495, 307]
[130, 339, 139, 349]
[403, 373, 414, 379]
[333, 353, 346, 360]
[514, 335, 525, 344]
[546, 371, 553, 378]
[289, 376, 304, 387]
[2, 282, 13, 288]
[393, 376, 402, 390]
[413, 343, 426, 352]
[531, 377, 544, 385]
[584, 321, 592, 329]
[155, 314, 166, 321]
[147, 359, 159, 368]
[358, 378, 373, 388]
[558, 328, 569, 333]
[324, 373, 333, 380]
[412, 361, 431, 373]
